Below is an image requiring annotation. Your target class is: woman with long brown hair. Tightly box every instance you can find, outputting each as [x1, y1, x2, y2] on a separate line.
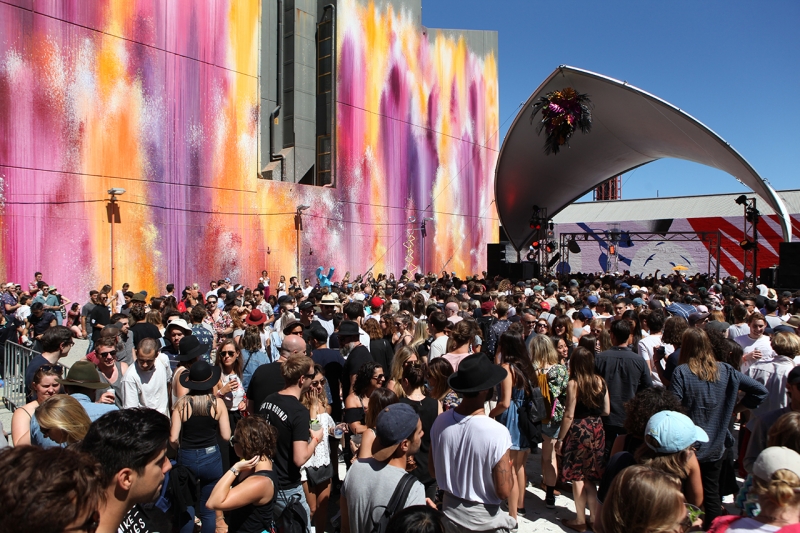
[392, 311, 415, 353]
[489, 329, 538, 522]
[425, 357, 459, 411]
[669, 327, 767, 528]
[442, 319, 474, 371]
[11, 365, 61, 446]
[215, 338, 246, 468]
[556, 346, 610, 531]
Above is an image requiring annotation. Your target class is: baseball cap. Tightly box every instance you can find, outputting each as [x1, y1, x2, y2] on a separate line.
[753, 447, 800, 482]
[540, 301, 550, 311]
[371, 403, 420, 462]
[587, 295, 599, 305]
[645, 411, 708, 454]
[370, 296, 385, 309]
[706, 320, 731, 333]
[578, 307, 593, 320]
[480, 301, 495, 312]
[298, 300, 314, 311]
[559, 295, 575, 305]
[632, 298, 645, 307]
[688, 312, 709, 326]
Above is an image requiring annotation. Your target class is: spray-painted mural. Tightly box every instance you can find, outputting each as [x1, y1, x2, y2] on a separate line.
[555, 213, 798, 278]
[0, 0, 499, 303]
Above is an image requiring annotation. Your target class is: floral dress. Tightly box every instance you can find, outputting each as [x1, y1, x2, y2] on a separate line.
[542, 364, 569, 439]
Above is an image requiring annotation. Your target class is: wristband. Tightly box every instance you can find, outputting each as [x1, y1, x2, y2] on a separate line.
[229, 467, 239, 476]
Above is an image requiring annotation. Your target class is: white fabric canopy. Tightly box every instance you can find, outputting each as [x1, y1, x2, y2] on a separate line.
[495, 65, 792, 250]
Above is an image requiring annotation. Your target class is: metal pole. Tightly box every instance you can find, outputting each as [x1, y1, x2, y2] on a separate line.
[110, 197, 115, 290]
[296, 212, 301, 282]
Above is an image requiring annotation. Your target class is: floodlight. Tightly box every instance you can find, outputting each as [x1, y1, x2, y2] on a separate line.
[735, 195, 748, 206]
[108, 188, 126, 196]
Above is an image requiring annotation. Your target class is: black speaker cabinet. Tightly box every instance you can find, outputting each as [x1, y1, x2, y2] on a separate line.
[759, 267, 778, 287]
[777, 242, 800, 289]
[486, 243, 506, 278]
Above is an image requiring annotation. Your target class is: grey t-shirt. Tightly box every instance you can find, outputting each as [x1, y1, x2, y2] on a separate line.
[342, 458, 426, 532]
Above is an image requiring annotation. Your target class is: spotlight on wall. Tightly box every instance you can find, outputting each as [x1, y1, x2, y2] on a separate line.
[735, 194, 748, 206]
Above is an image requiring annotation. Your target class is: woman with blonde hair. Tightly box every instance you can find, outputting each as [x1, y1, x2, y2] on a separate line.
[530, 334, 569, 508]
[392, 311, 415, 353]
[35, 394, 92, 445]
[410, 318, 430, 360]
[709, 447, 800, 532]
[602, 465, 689, 533]
[670, 327, 768, 527]
[388, 345, 419, 397]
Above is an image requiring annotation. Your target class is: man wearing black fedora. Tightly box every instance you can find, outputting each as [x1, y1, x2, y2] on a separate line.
[429, 352, 516, 532]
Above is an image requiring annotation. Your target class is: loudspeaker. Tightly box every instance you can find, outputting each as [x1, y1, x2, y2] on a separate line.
[759, 267, 778, 287]
[486, 243, 506, 278]
[522, 262, 539, 280]
[777, 242, 800, 289]
[504, 263, 523, 281]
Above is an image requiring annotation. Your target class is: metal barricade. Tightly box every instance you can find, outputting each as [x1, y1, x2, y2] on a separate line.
[2, 341, 40, 410]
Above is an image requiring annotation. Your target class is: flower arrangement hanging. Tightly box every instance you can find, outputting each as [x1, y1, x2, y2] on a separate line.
[530, 87, 592, 155]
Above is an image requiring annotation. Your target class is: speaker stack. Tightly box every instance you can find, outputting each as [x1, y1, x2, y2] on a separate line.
[777, 242, 800, 290]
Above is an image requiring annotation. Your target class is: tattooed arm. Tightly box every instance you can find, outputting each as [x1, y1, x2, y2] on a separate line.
[491, 448, 513, 501]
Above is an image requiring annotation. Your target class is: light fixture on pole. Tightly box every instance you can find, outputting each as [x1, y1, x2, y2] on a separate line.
[420, 217, 434, 275]
[295, 205, 310, 280]
[107, 188, 126, 292]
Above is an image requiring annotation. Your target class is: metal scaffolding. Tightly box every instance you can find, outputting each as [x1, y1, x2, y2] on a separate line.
[557, 231, 723, 279]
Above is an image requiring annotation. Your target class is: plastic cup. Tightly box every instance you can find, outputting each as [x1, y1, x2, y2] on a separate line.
[310, 419, 322, 432]
[333, 426, 344, 439]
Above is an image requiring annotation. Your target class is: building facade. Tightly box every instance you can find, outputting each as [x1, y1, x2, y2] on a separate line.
[0, 0, 499, 301]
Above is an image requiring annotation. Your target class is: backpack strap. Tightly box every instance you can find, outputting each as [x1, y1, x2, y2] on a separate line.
[375, 473, 417, 532]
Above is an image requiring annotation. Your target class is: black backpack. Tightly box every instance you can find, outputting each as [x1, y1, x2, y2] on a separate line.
[372, 473, 417, 533]
[276, 493, 307, 533]
[514, 366, 547, 446]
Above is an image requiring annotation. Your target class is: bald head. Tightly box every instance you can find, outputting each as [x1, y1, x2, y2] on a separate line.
[280, 334, 307, 358]
[445, 302, 459, 317]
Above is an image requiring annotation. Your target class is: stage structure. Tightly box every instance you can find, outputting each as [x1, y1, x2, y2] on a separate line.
[557, 231, 723, 279]
[495, 66, 793, 256]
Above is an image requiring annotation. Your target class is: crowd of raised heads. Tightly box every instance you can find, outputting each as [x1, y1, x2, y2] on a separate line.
[2, 266, 800, 533]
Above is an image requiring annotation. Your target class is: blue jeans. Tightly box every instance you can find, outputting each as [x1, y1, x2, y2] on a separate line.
[178, 445, 224, 533]
[274, 484, 312, 532]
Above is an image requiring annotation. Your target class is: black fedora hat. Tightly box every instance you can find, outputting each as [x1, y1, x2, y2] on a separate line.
[177, 335, 207, 361]
[179, 360, 221, 391]
[338, 320, 360, 337]
[447, 353, 507, 394]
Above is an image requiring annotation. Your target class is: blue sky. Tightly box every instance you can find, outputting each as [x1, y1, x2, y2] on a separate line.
[422, 0, 800, 201]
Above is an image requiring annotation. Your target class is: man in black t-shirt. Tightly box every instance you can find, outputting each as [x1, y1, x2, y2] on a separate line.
[129, 305, 162, 350]
[310, 326, 345, 421]
[339, 320, 373, 400]
[258, 353, 324, 526]
[88, 293, 111, 343]
[247, 333, 307, 414]
[27, 301, 57, 351]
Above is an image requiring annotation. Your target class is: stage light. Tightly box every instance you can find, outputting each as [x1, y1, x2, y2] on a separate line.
[746, 207, 760, 223]
[531, 240, 541, 250]
[547, 253, 561, 269]
[545, 241, 557, 254]
[735, 195, 748, 206]
[608, 244, 616, 255]
[568, 239, 582, 254]
[526, 251, 536, 261]
[529, 218, 541, 230]
[739, 239, 758, 251]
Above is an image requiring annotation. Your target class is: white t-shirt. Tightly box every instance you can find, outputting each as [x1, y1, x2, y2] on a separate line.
[429, 335, 449, 359]
[728, 323, 750, 339]
[637, 333, 673, 386]
[121, 359, 170, 416]
[735, 333, 776, 374]
[430, 410, 512, 505]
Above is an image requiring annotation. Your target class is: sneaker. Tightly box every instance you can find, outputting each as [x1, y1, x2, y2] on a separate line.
[545, 495, 556, 509]
[517, 508, 527, 516]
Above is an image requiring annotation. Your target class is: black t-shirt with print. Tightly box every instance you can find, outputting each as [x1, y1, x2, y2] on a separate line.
[247, 362, 286, 413]
[258, 392, 310, 488]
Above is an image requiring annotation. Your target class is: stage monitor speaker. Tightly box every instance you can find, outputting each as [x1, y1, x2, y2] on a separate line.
[522, 262, 539, 280]
[504, 263, 523, 281]
[759, 267, 778, 288]
[777, 242, 800, 289]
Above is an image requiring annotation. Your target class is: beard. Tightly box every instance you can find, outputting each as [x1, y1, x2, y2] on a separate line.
[340, 341, 358, 359]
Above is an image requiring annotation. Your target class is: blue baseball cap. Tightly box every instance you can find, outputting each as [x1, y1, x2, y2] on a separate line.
[632, 297, 645, 307]
[579, 307, 593, 320]
[372, 403, 420, 461]
[645, 411, 708, 453]
[587, 295, 599, 305]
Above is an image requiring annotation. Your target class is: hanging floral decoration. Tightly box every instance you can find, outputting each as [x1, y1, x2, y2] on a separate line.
[530, 87, 592, 155]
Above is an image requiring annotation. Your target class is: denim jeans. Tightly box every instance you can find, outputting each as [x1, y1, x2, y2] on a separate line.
[274, 484, 312, 532]
[178, 445, 224, 533]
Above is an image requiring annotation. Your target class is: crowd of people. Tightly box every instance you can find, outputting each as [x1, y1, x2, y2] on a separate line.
[2, 268, 800, 533]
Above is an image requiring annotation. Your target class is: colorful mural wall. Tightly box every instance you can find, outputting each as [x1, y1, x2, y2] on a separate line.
[0, 0, 499, 303]
[555, 213, 798, 278]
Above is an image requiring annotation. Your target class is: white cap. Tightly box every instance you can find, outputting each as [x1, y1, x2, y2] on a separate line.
[753, 447, 800, 482]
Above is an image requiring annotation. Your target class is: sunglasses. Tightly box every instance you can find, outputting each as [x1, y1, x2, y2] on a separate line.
[98, 350, 117, 358]
[522, 320, 537, 325]
[220, 350, 237, 357]
[372, 374, 386, 381]
[207, 301, 218, 305]
[535, 322, 548, 328]
[39, 364, 64, 375]
[311, 379, 326, 387]
[304, 372, 316, 380]
[229, 435, 238, 446]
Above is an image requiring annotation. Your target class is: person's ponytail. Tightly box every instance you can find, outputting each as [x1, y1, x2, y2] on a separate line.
[755, 469, 800, 507]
